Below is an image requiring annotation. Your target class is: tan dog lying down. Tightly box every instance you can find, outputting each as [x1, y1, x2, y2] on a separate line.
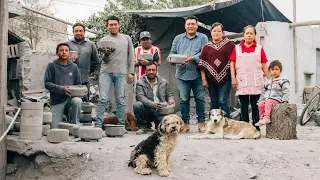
[188, 109, 261, 140]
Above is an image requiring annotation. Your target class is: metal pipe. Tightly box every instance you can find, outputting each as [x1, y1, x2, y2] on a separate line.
[0, 108, 21, 142]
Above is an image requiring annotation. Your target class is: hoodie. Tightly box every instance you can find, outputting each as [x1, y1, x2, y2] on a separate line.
[259, 76, 290, 103]
[44, 59, 81, 105]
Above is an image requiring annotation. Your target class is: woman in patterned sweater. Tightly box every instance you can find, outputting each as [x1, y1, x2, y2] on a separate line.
[198, 23, 235, 118]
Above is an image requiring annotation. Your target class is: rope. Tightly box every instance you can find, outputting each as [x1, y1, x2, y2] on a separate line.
[0, 108, 21, 142]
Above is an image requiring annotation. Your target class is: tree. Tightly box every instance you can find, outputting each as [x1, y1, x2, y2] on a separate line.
[9, 0, 55, 50]
[82, 0, 211, 44]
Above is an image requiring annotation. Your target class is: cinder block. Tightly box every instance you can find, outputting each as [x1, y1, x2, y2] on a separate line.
[43, 112, 52, 124]
[78, 127, 102, 141]
[42, 124, 51, 136]
[58, 122, 75, 135]
[47, 129, 69, 143]
[72, 125, 81, 138]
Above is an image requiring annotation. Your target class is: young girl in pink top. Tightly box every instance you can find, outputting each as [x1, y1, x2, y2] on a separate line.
[230, 25, 270, 131]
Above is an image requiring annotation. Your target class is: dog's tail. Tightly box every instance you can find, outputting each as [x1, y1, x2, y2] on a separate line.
[253, 131, 261, 139]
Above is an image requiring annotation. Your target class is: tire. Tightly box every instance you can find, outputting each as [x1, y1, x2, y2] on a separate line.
[299, 92, 320, 126]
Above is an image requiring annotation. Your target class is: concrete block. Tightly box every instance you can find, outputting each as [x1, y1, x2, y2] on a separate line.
[21, 109, 43, 118]
[80, 113, 92, 122]
[82, 102, 94, 113]
[47, 129, 69, 143]
[20, 116, 42, 126]
[58, 122, 75, 135]
[43, 112, 52, 124]
[42, 124, 51, 136]
[72, 125, 81, 138]
[21, 102, 43, 110]
[19, 132, 42, 141]
[78, 127, 102, 141]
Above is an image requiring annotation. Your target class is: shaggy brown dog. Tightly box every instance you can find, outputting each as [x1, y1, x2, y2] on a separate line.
[188, 109, 261, 140]
[125, 112, 138, 131]
[128, 114, 183, 177]
[102, 115, 119, 130]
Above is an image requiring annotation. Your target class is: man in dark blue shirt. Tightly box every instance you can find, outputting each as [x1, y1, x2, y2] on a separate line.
[44, 43, 83, 128]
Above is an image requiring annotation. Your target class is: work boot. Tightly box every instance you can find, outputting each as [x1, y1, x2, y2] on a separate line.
[198, 122, 207, 133]
[180, 124, 190, 133]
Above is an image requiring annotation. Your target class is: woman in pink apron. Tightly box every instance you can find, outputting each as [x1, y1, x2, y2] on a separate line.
[229, 25, 270, 131]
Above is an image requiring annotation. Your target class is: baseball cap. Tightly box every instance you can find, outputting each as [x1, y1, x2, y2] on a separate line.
[140, 31, 151, 40]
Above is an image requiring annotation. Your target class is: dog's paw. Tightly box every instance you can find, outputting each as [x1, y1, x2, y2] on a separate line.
[167, 166, 171, 172]
[158, 170, 170, 177]
[134, 168, 152, 175]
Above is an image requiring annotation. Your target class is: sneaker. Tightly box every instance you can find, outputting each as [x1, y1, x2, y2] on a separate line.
[198, 122, 207, 133]
[255, 117, 271, 126]
[180, 124, 190, 133]
[136, 128, 147, 135]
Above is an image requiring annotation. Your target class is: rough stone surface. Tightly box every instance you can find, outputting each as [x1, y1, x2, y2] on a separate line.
[47, 129, 69, 143]
[267, 104, 298, 140]
[42, 124, 51, 136]
[78, 127, 102, 140]
[43, 112, 52, 124]
[21, 110, 43, 118]
[72, 125, 81, 138]
[34, 154, 52, 168]
[58, 122, 75, 135]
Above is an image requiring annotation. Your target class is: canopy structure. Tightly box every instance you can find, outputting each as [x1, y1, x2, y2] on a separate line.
[124, 0, 291, 50]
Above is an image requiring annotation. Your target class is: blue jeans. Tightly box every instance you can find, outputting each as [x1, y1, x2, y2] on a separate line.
[51, 97, 82, 128]
[177, 77, 206, 124]
[208, 77, 232, 118]
[96, 73, 126, 127]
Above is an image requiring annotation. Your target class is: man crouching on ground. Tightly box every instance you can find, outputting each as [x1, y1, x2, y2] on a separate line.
[134, 61, 175, 133]
[44, 43, 84, 128]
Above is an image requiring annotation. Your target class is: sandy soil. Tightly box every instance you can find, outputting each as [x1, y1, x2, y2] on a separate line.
[6, 123, 320, 180]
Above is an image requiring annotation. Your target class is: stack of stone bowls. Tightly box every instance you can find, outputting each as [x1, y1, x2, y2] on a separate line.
[42, 109, 52, 136]
[19, 102, 43, 141]
[81, 102, 94, 126]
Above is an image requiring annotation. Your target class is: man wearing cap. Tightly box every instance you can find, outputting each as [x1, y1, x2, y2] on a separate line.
[134, 31, 162, 80]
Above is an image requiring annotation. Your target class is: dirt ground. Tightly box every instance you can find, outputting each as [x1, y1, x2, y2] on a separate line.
[6, 122, 320, 180]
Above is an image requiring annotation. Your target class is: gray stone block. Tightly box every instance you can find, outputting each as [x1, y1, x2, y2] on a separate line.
[42, 124, 51, 136]
[78, 127, 102, 140]
[58, 122, 75, 135]
[47, 129, 69, 143]
[72, 125, 81, 138]
[43, 112, 52, 124]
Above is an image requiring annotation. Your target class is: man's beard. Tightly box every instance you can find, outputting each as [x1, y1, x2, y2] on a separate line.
[147, 74, 155, 80]
[75, 36, 84, 42]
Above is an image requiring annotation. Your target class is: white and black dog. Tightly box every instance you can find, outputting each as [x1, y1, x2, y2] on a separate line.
[128, 114, 183, 177]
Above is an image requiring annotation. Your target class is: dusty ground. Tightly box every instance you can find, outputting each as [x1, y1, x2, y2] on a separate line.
[5, 122, 320, 180]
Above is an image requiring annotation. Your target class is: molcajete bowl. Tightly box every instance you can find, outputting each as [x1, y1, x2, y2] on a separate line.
[104, 124, 126, 137]
[159, 104, 175, 116]
[138, 53, 154, 61]
[167, 54, 188, 64]
[97, 40, 116, 50]
[68, 85, 87, 97]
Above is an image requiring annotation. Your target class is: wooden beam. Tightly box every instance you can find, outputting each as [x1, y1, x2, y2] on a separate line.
[290, 20, 320, 28]
[292, 0, 298, 92]
[0, 0, 9, 179]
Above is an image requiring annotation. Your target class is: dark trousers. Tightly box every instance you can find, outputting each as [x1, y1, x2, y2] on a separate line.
[133, 102, 161, 129]
[82, 81, 90, 102]
[239, 95, 260, 131]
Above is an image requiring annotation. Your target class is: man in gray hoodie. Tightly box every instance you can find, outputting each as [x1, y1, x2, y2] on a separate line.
[44, 43, 83, 128]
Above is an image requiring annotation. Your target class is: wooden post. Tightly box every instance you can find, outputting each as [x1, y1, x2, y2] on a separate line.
[292, 0, 298, 93]
[266, 104, 298, 140]
[0, 0, 9, 179]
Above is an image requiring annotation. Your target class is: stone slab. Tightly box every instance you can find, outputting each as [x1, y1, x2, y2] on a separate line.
[47, 129, 69, 143]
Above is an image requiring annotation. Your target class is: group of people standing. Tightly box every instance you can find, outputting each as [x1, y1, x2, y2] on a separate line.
[45, 15, 290, 133]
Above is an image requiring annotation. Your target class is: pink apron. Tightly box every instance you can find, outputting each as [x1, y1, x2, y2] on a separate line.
[235, 44, 264, 96]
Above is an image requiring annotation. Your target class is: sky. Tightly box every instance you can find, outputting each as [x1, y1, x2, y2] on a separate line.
[41, 0, 320, 23]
